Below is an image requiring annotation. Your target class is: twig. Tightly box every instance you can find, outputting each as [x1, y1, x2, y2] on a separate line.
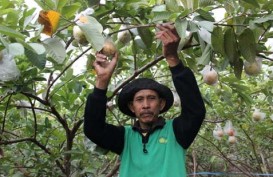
[1, 94, 12, 135]
[198, 134, 254, 177]
[45, 46, 92, 101]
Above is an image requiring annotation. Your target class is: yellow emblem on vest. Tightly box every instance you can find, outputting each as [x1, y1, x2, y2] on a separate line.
[159, 137, 167, 144]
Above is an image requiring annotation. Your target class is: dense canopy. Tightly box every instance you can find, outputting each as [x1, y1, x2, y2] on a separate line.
[0, 0, 273, 176]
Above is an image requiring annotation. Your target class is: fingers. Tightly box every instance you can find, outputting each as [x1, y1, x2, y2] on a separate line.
[95, 52, 108, 62]
[93, 51, 118, 70]
[155, 23, 180, 42]
[111, 52, 119, 63]
[156, 23, 175, 31]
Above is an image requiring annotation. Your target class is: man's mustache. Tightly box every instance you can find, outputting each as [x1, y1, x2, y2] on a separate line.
[140, 111, 154, 117]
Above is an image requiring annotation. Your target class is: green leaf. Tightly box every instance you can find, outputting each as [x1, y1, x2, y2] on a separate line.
[0, 0, 11, 9]
[233, 58, 243, 79]
[23, 8, 36, 29]
[175, 18, 188, 39]
[57, 0, 68, 10]
[198, 21, 214, 32]
[196, 9, 215, 22]
[137, 27, 153, 49]
[181, 0, 197, 10]
[165, 0, 180, 12]
[197, 45, 212, 65]
[25, 47, 46, 69]
[251, 14, 273, 24]
[73, 81, 83, 94]
[236, 90, 253, 105]
[188, 21, 199, 33]
[0, 25, 25, 40]
[133, 36, 146, 50]
[78, 16, 104, 51]
[28, 43, 46, 55]
[211, 27, 225, 56]
[198, 28, 211, 44]
[152, 11, 173, 22]
[8, 43, 24, 56]
[199, 0, 215, 7]
[224, 28, 238, 63]
[193, 0, 199, 10]
[32, 77, 47, 81]
[238, 28, 256, 63]
[88, 0, 100, 6]
[6, 10, 19, 27]
[34, 0, 55, 10]
[62, 3, 81, 19]
[42, 38, 66, 64]
[44, 117, 52, 128]
[241, 0, 259, 7]
[152, 4, 166, 12]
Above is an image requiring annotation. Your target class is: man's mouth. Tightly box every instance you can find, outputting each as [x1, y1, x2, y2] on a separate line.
[140, 111, 154, 117]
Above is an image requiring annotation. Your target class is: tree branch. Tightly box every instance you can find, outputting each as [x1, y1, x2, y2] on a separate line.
[45, 46, 92, 101]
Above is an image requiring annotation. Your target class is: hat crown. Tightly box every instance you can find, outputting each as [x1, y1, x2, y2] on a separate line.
[117, 78, 174, 117]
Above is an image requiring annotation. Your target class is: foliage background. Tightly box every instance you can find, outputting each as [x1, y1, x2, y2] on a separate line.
[0, 0, 273, 176]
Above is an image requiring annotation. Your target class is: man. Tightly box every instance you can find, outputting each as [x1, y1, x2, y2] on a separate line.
[84, 23, 206, 177]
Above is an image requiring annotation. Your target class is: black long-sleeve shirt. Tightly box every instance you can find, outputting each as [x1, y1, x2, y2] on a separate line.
[84, 62, 206, 155]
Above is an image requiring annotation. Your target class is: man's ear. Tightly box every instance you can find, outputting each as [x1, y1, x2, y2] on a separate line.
[160, 99, 166, 111]
[128, 102, 135, 113]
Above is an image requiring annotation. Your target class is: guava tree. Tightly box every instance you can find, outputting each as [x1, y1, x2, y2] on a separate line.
[0, 0, 273, 176]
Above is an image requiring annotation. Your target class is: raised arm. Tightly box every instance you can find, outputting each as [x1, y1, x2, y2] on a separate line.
[84, 52, 125, 154]
[156, 23, 206, 149]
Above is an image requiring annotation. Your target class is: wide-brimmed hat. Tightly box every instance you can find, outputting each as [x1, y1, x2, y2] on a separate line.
[117, 78, 174, 117]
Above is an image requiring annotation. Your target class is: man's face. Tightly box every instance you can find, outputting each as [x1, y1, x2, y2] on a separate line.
[129, 89, 166, 127]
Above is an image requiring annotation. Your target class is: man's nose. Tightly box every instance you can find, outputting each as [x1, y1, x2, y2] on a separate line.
[142, 99, 150, 108]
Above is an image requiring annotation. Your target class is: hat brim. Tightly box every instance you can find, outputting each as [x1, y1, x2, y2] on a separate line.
[117, 78, 174, 117]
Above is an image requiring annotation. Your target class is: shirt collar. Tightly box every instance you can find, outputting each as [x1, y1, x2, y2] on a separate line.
[132, 117, 166, 133]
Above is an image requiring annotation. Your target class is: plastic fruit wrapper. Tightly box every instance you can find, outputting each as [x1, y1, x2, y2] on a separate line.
[0, 50, 20, 81]
[228, 135, 236, 144]
[252, 108, 266, 122]
[200, 65, 218, 86]
[117, 24, 131, 45]
[224, 120, 237, 136]
[244, 57, 262, 76]
[101, 38, 117, 60]
[213, 123, 224, 140]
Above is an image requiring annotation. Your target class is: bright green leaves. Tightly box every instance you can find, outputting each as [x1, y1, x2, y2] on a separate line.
[180, 0, 199, 10]
[61, 3, 82, 19]
[165, 0, 181, 12]
[0, 25, 25, 40]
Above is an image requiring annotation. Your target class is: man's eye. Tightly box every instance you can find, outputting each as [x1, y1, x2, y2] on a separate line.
[135, 98, 143, 102]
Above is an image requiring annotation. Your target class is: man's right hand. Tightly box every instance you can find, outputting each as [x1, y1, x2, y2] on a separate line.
[93, 52, 118, 90]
